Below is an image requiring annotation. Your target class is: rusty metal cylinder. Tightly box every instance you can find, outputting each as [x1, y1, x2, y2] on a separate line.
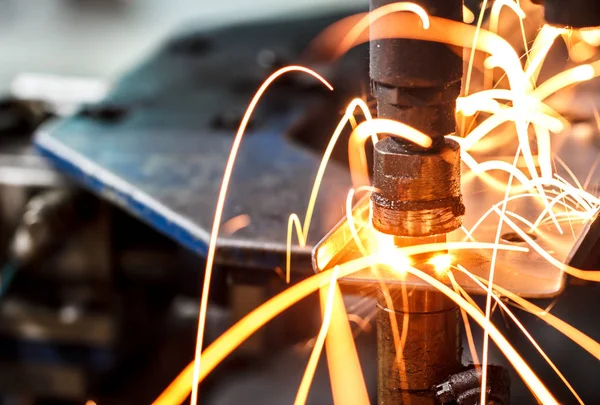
[369, 0, 463, 144]
[371, 136, 465, 237]
[377, 289, 462, 404]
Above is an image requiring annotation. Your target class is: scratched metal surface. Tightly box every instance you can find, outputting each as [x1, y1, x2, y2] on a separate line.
[34, 13, 362, 274]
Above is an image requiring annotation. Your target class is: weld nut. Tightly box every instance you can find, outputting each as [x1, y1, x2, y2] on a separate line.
[371, 137, 465, 237]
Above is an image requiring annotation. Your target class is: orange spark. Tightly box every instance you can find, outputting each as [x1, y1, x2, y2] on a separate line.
[321, 285, 370, 405]
[456, 265, 584, 404]
[155, 244, 526, 405]
[222, 214, 250, 235]
[189, 66, 333, 405]
[294, 266, 340, 405]
[487, 277, 600, 362]
[480, 146, 520, 405]
[402, 266, 558, 405]
[349, 118, 432, 188]
[287, 98, 373, 283]
[447, 271, 480, 365]
[493, 206, 600, 282]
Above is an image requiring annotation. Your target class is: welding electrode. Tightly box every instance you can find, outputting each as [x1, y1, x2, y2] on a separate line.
[369, 0, 466, 404]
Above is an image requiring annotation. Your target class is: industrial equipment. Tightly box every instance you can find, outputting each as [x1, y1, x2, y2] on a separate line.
[0, 0, 599, 403]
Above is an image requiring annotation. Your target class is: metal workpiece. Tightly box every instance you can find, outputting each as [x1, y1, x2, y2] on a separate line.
[435, 365, 511, 405]
[533, 0, 600, 28]
[567, 209, 600, 274]
[371, 137, 465, 237]
[377, 289, 461, 404]
[369, 0, 463, 144]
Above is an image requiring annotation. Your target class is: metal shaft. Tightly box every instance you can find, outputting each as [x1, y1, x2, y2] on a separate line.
[377, 289, 461, 405]
[369, 0, 465, 403]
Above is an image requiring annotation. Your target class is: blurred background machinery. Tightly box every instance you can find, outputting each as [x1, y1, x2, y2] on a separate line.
[0, 0, 600, 404]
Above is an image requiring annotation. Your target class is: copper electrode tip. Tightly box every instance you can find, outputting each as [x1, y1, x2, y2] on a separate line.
[371, 136, 465, 237]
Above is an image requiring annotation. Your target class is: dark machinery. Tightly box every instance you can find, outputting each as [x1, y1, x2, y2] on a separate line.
[1, 0, 600, 404]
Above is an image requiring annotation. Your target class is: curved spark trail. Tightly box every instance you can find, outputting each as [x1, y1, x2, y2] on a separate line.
[154, 243, 530, 405]
[455, 265, 584, 404]
[189, 66, 333, 405]
[155, 3, 600, 405]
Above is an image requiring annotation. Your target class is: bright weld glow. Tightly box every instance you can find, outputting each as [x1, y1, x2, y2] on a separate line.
[381, 254, 411, 277]
[294, 266, 340, 405]
[189, 66, 333, 405]
[159, 249, 529, 402]
[157, 6, 600, 405]
[455, 266, 584, 405]
[154, 244, 529, 405]
[428, 254, 453, 274]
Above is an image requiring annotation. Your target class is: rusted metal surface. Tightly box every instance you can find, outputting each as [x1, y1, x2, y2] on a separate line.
[377, 289, 461, 404]
[371, 137, 465, 237]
